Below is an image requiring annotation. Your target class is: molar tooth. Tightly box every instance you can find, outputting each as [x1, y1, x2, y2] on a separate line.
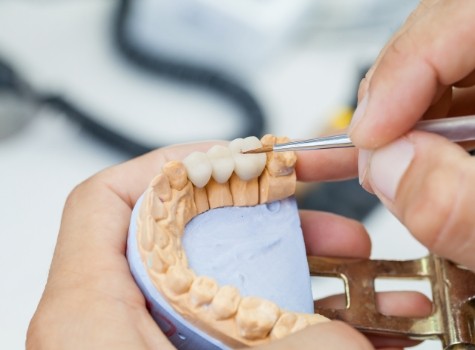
[189, 276, 218, 307]
[182, 152, 212, 188]
[211, 286, 241, 320]
[206, 145, 234, 183]
[271, 313, 308, 340]
[229, 137, 266, 181]
[165, 265, 194, 295]
[236, 297, 280, 340]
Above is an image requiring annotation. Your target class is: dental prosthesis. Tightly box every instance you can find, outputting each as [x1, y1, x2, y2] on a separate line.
[127, 135, 328, 349]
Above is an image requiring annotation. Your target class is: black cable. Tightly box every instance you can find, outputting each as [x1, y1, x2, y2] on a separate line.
[1, 0, 268, 157]
[113, 0, 266, 140]
[40, 95, 153, 157]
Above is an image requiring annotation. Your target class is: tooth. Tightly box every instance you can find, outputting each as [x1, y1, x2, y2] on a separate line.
[182, 152, 212, 188]
[271, 313, 308, 340]
[236, 296, 280, 340]
[261, 134, 297, 176]
[211, 285, 241, 320]
[165, 265, 194, 295]
[162, 161, 188, 190]
[229, 137, 266, 181]
[189, 276, 218, 307]
[206, 145, 234, 183]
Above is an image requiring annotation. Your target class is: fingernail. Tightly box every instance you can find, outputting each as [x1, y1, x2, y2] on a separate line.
[349, 94, 368, 133]
[358, 149, 373, 193]
[369, 138, 415, 202]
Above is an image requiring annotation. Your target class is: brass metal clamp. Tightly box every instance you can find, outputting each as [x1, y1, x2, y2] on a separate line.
[308, 255, 475, 349]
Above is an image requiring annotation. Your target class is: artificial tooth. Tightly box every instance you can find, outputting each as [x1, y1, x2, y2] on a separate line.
[182, 152, 212, 188]
[211, 286, 241, 320]
[206, 145, 235, 183]
[229, 137, 266, 181]
[236, 297, 280, 340]
[163, 161, 188, 190]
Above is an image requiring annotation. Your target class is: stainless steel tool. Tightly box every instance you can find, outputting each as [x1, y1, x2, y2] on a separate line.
[244, 115, 475, 154]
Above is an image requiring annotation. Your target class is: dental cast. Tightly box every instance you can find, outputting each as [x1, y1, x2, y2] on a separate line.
[136, 135, 328, 348]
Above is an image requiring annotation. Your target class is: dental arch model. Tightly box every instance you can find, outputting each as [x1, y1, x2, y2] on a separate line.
[128, 135, 327, 349]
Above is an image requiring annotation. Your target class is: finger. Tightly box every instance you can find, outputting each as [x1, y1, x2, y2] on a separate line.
[316, 291, 432, 349]
[300, 210, 371, 258]
[350, 0, 475, 149]
[316, 291, 432, 318]
[360, 131, 475, 270]
[295, 146, 358, 182]
[254, 321, 373, 350]
[359, 0, 440, 98]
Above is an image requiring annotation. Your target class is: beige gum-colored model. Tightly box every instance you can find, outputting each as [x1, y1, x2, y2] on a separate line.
[135, 134, 328, 348]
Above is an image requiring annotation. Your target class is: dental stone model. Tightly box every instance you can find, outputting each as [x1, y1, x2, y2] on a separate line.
[127, 135, 328, 349]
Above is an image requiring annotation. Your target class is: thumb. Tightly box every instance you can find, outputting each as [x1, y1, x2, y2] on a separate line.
[360, 131, 475, 270]
[254, 321, 373, 350]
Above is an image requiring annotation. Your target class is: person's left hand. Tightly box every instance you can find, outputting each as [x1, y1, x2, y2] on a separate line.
[27, 143, 431, 350]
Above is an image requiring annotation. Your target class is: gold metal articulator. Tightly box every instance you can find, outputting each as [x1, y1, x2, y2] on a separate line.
[308, 254, 475, 349]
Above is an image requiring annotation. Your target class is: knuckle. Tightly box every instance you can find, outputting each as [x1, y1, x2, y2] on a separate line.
[64, 173, 106, 210]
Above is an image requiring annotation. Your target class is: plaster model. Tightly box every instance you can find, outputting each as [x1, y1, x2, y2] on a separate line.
[128, 135, 328, 349]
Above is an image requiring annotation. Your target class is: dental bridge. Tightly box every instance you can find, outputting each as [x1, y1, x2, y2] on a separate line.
[133, 134, 475, 350]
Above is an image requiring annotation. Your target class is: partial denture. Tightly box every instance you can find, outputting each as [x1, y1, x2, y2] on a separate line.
[136, 135, 327, 348]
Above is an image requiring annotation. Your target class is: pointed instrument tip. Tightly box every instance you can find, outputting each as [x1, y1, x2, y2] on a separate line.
[241, 145, 273, 154]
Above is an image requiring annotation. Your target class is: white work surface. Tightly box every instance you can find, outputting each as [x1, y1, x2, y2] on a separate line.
[0, 1, 440, 349]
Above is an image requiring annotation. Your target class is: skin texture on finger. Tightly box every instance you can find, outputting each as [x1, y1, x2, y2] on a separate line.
[300, 210, 371, 258]
[316, 291, 432, 349]
[253, 321, 374, 350]
[358, 0, 440, 98]
[295, 146, 358, 182]
[27, 287, 173, 350]
[350, 0, 475, 149]
[363, 131, 475, 270]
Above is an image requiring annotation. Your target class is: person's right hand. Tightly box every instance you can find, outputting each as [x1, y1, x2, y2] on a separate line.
[348, 0, 475, 271]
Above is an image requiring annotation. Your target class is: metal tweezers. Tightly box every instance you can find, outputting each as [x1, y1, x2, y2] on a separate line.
[247, 115, 475, 348]
[245, 115, 475, 153]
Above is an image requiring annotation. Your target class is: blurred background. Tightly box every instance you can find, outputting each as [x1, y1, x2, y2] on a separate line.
[0, 0, 439, 349]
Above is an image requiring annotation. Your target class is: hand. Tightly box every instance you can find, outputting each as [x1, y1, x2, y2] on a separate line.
[27, 143, 431, 350]
[348, 0, 475, 271]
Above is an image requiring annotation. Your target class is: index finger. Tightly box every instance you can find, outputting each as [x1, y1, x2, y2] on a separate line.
[349, 0, 475, 149]
[295, 147, 358, 182]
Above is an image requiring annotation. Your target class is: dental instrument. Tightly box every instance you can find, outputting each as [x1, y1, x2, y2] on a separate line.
[244, 114, 475, 154]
